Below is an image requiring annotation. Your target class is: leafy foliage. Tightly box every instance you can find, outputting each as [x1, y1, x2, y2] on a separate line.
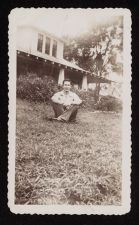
[17, 73, 122, 112]
[95, 96, 123, 112]
[17, 73, 60, 103]
[64, 17, 123, 101]
[64, 17, 123, 77]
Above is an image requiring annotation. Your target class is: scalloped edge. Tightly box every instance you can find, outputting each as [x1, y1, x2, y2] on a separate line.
[8, 8, 132, 215]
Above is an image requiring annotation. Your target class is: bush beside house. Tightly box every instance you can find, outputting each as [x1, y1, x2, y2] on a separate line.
[17, 73, 59, 103]
[95, 96, 123, 112]
[17, 73, 122, 112]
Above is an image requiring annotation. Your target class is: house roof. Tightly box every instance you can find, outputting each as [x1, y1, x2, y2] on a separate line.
[41, 52, 87, 72]
[17, 50, 111, 83]
[17, 47, 88, 73]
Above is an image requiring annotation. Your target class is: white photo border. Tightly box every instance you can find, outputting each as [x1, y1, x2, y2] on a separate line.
[8, 8, 132, 215]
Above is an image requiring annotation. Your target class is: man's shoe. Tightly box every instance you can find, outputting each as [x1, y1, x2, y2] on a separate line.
[69, 120, 78, 124]
[45, 116, 53, 121]
[52, 117, 59, 121]
[52, 117, 66, 122]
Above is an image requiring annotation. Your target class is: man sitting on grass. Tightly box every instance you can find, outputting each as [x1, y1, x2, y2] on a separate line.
[51, 79, 82, 123]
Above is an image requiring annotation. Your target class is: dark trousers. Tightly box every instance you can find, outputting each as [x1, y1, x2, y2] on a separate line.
[52, 102, 79, 122]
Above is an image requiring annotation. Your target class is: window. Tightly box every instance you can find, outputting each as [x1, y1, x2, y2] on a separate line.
[45, 37, 50, 55]
[52, 40, 57, 57]
[37, 34, 43, 52]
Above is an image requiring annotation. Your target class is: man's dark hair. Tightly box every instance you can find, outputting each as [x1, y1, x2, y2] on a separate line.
[63, 79, 71, 85]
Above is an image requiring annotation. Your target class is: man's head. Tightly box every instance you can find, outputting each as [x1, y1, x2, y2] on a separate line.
[63, 79, 71, 92]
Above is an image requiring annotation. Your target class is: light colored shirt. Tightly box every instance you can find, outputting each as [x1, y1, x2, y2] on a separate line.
[51, 90, 82, 105]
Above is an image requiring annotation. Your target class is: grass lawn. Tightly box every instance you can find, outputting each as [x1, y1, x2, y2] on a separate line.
[15, 98, 122, 205]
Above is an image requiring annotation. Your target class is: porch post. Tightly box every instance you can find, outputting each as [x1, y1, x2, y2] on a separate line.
[82, 75, 88, 91]
[58, 68, 65, 85]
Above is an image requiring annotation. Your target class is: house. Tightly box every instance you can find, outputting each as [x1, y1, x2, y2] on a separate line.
[16, 25, 110, 90]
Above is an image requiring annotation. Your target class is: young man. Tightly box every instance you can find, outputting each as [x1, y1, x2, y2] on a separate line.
[51, 79, 82, 122]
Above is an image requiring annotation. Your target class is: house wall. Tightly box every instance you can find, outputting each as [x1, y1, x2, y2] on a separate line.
[16, 26, 64, 59]
[57, 41, 64, 59]
[16, 27, 34, 53]
[99, 82, 122, 99]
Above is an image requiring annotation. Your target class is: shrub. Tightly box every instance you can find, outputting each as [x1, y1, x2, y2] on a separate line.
[17, 73, 96, 109]
[73, 89, 95, 110]
[17, 73, 122, 112]
[17, 73, 59, 103]
[95, 95, 123, 112]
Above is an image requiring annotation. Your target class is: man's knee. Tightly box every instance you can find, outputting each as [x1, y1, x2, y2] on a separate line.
[71, 104, 80, 111]
[51, 102, 60, 107]
[51, 102, 64, 117]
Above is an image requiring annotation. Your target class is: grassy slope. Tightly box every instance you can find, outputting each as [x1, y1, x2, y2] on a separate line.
[15, 99, 122, 205]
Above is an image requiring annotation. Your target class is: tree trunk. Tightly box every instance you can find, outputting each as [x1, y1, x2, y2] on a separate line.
[94, 82, 101, 103]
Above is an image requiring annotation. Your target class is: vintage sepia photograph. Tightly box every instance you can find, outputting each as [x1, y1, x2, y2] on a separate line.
[8, 8, 131, 214]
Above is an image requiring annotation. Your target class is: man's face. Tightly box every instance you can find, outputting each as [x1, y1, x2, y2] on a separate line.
[63, 81, 71, 92]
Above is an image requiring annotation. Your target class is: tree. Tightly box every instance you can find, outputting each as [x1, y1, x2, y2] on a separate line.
[64, 17, 123, 101]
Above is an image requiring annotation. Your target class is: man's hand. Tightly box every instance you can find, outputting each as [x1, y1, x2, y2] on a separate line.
[63, 102, 71, 107]
[63, 103, 73, 110]
[65, 105, 72, 110]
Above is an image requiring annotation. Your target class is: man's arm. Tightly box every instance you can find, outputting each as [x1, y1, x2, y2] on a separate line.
[72, 93, 82, 105]
[51, 92, 64, 104]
